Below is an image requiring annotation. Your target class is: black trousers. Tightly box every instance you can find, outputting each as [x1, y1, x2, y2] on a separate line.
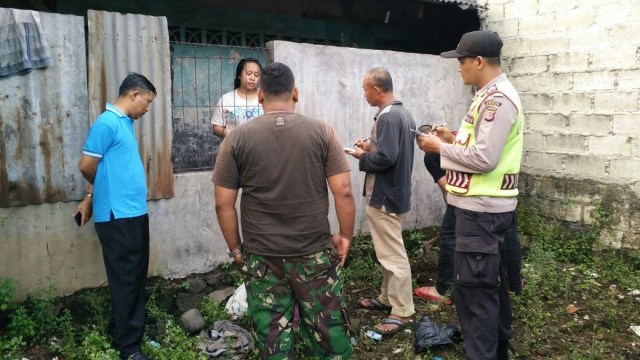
[95, 213, 150, 359]
[437, 206, 522, 296]
[452, 208, 513, 360]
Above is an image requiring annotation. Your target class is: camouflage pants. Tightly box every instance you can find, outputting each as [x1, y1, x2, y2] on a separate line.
[241, 248, 352, 360]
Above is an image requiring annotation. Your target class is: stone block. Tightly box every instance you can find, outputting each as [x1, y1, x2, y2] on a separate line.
[612, 114, 640, 135]
[538, 0, 580, 13]
[520, 173, 567, 199]
[488, 19, 519, 38]
[573, 71, 616, 92]
[504, 0, 538, 18]
[502, 38, 530, 58]
[509, 74, 534, 93]
[618, 69, 640, 91]
[591, 47, 639, 70]
[563, 154, 608, 176]
[519, 14, 556, 36]
[485, 3, 504, 20]
[521, 93, 553, 111]
[527, 112, 568, 133]
[610, 158, 640, 180]
[596, 229, 624, 249]
[568, 28, 610, 52]
[530, 34, 569, 55]
[524, 132, 545, 150]
[609, 23, 640, 46]
[546, 133, 586, 152]
[523, 151, 565, 172]
[533, 73, 571, 93]
[552, 93, 592, 112]
[588, 135, 633, 156]
[509, 55, 547, 74]
[595, 2, 640, 27]
[567, 114, 611, 135]
[549, 52, 590, 73]
[553, 7, 596, 30]
[594, 92, 639, 113]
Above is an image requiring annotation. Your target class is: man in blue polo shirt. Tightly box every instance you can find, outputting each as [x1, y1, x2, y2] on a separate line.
[74, 73, 156, 360]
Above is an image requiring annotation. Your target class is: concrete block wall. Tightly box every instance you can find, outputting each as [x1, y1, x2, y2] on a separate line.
[483, 0, 640, 248]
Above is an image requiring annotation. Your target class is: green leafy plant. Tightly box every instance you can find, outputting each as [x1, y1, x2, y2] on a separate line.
[64, 326, 119, 360]
[0, 278, 15, 313]
[200, 298, 230, 325]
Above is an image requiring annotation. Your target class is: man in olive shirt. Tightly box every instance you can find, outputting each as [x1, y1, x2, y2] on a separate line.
[213, 62, 355, 359]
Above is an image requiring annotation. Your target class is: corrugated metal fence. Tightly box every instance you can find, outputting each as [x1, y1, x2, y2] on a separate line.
[0, 10, 88, 207]
[87, 10, 174, 200]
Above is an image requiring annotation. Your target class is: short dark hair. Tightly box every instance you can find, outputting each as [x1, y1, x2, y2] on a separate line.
[260, 62, 294, 100]
[367, 67, 393, 93]
[234, 58, 262, 89]
[119, 72, 156, 97]
[484, 56, 501, 66]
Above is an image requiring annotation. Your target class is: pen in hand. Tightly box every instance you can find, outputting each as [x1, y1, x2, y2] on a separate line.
[354, 138, 370, 146]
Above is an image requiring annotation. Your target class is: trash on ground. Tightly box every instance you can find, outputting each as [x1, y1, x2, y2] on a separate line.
[225, 283, 248, 320]
[413, 315, 461, 354]
[566, 304, 580, 314]
[364, 329, 382, 341]
[198, 320, 254, 359]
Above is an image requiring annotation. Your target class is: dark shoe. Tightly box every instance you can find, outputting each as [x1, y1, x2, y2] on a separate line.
[128, 352, 149, 360]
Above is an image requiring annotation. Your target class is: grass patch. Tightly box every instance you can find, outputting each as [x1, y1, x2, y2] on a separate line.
[1, 206, 639, 358]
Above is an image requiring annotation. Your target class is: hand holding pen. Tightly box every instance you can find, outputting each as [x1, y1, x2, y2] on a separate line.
[354, 137, 370, 152]
[431, 123, 455, 144]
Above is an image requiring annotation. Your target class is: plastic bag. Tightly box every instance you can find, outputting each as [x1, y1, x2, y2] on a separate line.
[414, 315, 462, 353]
[225, 283, 248, 320]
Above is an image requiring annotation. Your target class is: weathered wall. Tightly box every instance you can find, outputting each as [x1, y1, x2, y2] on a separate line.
[482, 0, 640, 248]
[1, 40, 471, 300]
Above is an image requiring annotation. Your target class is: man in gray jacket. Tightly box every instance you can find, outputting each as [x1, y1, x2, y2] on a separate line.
[347, 67, 416, 335]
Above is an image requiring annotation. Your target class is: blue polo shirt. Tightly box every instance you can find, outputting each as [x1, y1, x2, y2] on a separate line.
[83, 103, 148, 222]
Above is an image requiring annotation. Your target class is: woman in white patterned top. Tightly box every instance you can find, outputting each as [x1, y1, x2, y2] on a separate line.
[211, 58, 263, 139]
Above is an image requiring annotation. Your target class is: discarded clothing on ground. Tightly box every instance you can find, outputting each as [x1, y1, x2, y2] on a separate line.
[197, 320, 254, 359]
[414, 315, 462, 353]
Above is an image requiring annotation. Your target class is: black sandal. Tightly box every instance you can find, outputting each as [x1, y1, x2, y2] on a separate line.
[357, 297, 392, 312]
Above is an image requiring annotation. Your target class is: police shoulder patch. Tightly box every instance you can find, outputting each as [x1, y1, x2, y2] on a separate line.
[483, 109, 496, 122]
[484, 99, 502, 107]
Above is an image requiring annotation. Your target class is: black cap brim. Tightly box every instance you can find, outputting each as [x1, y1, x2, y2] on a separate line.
[440, 50, 465, 58]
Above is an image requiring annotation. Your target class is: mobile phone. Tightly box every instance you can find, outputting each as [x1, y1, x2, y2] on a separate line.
[343, 147, 355, 153]
[74, 212, 82, 227]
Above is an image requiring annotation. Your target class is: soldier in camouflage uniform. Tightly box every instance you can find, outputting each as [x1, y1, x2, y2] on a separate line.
[213, 62, 356, 359]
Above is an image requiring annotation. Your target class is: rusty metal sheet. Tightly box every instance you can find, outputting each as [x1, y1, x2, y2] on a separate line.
[0, 10, 88, 207]
[87, 10, 174, 200]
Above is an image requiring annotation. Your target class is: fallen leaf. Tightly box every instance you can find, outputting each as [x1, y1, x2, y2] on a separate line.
[567, 304, 581, 314]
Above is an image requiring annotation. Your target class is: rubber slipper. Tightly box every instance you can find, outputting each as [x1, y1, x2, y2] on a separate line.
[414, 286, 453, 305]
[357, 297, 392, 312]
[375, 317, 415, 336]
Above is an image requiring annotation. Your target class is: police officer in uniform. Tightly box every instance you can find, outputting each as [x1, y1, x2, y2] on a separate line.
[418, 30, 524, 360]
